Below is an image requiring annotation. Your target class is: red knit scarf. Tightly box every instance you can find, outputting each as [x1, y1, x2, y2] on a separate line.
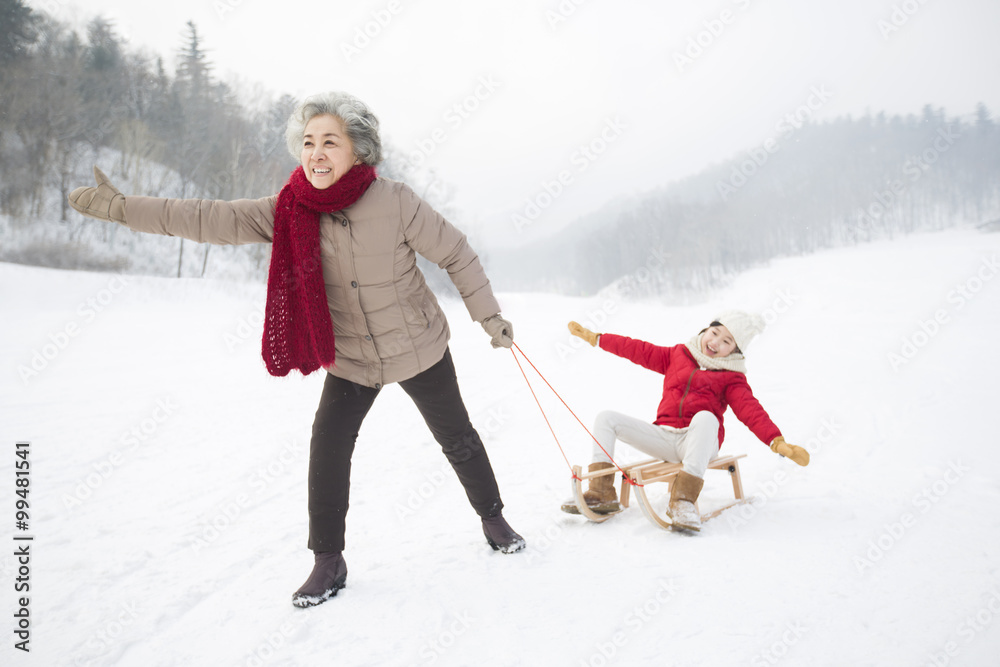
[263, 164, 377, 377]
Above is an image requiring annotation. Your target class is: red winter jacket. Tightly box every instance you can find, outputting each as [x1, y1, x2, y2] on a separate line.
[599, 334, 781, 448]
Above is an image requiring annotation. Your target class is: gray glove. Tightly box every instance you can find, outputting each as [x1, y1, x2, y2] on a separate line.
[481, 314, 514, 349]
[68, 166, 126, 223]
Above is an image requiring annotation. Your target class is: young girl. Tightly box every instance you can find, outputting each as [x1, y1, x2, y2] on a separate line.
[562, 311, 808, 531]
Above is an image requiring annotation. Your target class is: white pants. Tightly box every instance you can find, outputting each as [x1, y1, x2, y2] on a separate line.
[591, 410, 720, 479]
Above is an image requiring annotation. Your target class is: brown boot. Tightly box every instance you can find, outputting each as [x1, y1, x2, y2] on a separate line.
[667, 471, 705, 532]
[561, 462, 621, 515]
[292, 551, 347, 608]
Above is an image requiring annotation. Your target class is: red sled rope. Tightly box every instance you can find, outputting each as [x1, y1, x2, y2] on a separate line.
[509, 342, 640, 487]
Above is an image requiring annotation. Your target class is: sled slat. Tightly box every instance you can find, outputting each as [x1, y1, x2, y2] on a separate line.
[573, 455, 749, 530]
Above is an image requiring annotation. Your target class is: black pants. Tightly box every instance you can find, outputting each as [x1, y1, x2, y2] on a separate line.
[307, 348, 503, 552]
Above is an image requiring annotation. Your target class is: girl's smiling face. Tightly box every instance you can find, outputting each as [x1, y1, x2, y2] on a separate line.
[300, 114, 359, 189]
[701, 324, 738, 358]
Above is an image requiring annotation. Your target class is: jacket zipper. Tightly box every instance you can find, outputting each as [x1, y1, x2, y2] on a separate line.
[678, 369, 697, 419]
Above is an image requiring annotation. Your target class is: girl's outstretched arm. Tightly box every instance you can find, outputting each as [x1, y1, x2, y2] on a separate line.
[568, 321, 671, 374]
[726, 377, 782, 445]
[727, 380, 809, 465]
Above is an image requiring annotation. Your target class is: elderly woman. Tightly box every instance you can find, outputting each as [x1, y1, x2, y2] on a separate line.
[69, 91, 525, 608]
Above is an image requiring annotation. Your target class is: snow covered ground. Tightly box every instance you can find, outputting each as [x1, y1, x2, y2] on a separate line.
[3, 228, 1000, 667]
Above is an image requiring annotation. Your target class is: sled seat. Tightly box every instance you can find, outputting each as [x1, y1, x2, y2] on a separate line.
[570, 454, 748, 528]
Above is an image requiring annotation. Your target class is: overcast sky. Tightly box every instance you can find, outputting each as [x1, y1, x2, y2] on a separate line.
[36, 0, 1000, 247]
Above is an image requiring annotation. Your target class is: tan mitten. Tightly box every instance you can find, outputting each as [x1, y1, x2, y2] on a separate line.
[567, 321, 599, 347]
[770, 437, 810, 466]
[68, 166, 126, 223]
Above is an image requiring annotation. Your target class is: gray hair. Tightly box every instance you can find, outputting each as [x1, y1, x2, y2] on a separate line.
[285, 91, 383, 166]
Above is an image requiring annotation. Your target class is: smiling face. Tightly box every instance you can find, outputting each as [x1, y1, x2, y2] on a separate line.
[701, 324, 738, 358]
[300, 114, 358, 189]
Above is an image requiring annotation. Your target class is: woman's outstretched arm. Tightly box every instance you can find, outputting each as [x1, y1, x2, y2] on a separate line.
[69, 166, 278, 245]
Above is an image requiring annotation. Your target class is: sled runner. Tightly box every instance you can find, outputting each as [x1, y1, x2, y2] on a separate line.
[570, 454, 748, 529]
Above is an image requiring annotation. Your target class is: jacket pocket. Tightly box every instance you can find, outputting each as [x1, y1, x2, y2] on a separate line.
[406, 296, 430, 329]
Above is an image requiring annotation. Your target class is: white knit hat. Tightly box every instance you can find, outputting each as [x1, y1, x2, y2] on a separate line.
[713, 310, 765, 353]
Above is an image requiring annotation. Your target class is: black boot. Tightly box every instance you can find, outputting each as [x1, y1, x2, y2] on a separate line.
[482, 513, 526, 554]
[292, 551, 347, 608]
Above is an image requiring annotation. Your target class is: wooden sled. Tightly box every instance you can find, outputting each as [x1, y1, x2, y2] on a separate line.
[570, 454, 748, 530]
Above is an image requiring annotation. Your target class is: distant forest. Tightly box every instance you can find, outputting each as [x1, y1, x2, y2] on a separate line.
[0, 0, 431, 279]
[2, 0, 998, 296]
[0, 4, 298, 218]
[494, 105, 1000, 297]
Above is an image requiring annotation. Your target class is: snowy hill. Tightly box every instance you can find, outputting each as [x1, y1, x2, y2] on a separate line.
[3, 228, 1000, 666]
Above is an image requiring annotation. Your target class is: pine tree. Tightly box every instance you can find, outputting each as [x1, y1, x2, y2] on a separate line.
[172, 20, 215, 194]
[172, 21, 216, 276]
[0, 0, 39, 195]
[0, 0, 37, 66]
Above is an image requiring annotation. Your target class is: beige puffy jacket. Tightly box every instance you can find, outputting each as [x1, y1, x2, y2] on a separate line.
[124, 178, 501, 388]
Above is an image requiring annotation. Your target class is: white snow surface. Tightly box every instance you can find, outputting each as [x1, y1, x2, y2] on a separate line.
[3, 228, 1000, 667]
